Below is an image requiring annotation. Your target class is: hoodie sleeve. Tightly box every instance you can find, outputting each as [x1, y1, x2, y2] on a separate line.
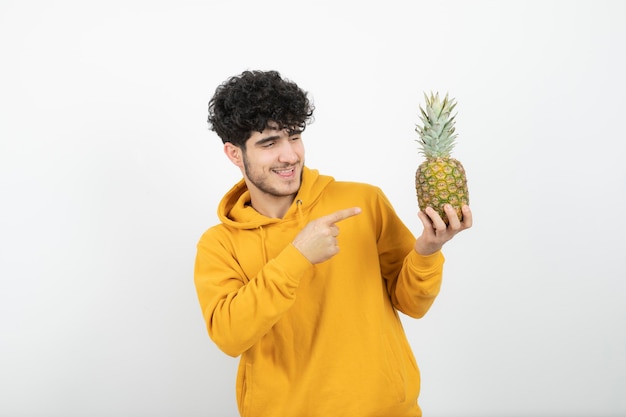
[194, 227, 314, 357]
[374, 188, 445, 318]
[392, 250, 445, 318]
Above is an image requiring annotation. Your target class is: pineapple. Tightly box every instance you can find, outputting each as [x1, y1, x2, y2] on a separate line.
[415, 92, 469, 225]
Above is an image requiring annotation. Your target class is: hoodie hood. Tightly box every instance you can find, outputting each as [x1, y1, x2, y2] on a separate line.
[217, 167, 334, 230]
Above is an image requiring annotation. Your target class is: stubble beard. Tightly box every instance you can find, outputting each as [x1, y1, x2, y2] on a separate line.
[242, 153, 303, 198]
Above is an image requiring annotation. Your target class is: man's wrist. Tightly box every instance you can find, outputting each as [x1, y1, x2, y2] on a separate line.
[414, 238, 442, 257]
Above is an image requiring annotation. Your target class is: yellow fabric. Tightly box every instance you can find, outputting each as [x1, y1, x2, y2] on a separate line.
[194, 167, 445, 417]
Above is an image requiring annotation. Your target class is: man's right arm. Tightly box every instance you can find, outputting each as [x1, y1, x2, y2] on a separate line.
[194, 230, 313, 357]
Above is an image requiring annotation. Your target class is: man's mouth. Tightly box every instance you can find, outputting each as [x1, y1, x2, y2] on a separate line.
[272, 166, 296, 178]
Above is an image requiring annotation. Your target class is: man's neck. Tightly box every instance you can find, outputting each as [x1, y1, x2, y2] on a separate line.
[247, 190, 296, 219]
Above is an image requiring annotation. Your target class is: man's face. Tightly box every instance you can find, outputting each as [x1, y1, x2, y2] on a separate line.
[240, 122, 305, 199]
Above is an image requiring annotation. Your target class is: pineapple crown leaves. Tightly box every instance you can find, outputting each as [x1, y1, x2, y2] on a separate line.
[415, 92, 458, 158]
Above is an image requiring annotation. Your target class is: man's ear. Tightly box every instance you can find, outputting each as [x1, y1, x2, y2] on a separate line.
[224, 142, 244, 167]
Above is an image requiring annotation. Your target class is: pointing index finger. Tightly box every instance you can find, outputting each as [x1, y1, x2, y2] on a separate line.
[321, 207, 362, 225]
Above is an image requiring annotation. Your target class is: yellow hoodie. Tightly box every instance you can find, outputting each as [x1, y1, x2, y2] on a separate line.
[194, 167, 445, 417]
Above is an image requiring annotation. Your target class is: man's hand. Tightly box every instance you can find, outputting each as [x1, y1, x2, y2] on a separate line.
[414, 204, 473, 256]
[292, 207, 362, 264]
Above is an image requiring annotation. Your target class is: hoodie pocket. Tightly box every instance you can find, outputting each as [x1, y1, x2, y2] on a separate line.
[237, 362, 253, 417]
[383, 336, 407, 403]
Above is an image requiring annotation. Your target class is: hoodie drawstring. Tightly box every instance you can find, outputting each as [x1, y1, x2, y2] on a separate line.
[296, 199, 304, 229]
[257, 200, 304, 264]
[258, 225, 268, 264]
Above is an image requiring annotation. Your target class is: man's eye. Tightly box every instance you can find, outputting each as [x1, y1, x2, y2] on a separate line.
[263, 142, 275, 148]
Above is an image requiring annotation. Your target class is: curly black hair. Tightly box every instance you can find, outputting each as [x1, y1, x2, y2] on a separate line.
[208, 70, 315, 147]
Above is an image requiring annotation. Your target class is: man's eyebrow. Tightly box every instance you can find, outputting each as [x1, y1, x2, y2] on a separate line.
[254, 135, 281, 146]
[254, 127, 303, 145]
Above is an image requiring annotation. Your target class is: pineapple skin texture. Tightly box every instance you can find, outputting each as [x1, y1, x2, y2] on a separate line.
[415, 157, 469, 225]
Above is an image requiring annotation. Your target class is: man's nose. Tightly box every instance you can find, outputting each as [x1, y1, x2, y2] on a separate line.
[278, 141, 299, 163]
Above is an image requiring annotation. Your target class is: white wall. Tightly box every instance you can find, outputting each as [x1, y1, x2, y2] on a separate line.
[1, 1, 624, 416]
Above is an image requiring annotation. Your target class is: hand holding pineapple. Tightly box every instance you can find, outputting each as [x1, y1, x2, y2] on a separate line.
[414, 204, 472, 255]
[413, 92, 472, 255]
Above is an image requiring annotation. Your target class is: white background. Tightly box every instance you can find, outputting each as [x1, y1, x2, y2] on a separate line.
[1, 1, 625, 416]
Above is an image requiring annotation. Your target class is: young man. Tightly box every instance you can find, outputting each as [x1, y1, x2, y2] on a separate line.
[194, 70, 472, 417]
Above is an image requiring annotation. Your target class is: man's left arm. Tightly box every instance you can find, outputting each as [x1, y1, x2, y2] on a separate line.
[385, 202, 473, 318]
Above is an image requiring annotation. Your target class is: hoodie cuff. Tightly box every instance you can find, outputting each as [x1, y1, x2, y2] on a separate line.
[269, 243, 315, 286]
[406, 250, 445, 278]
